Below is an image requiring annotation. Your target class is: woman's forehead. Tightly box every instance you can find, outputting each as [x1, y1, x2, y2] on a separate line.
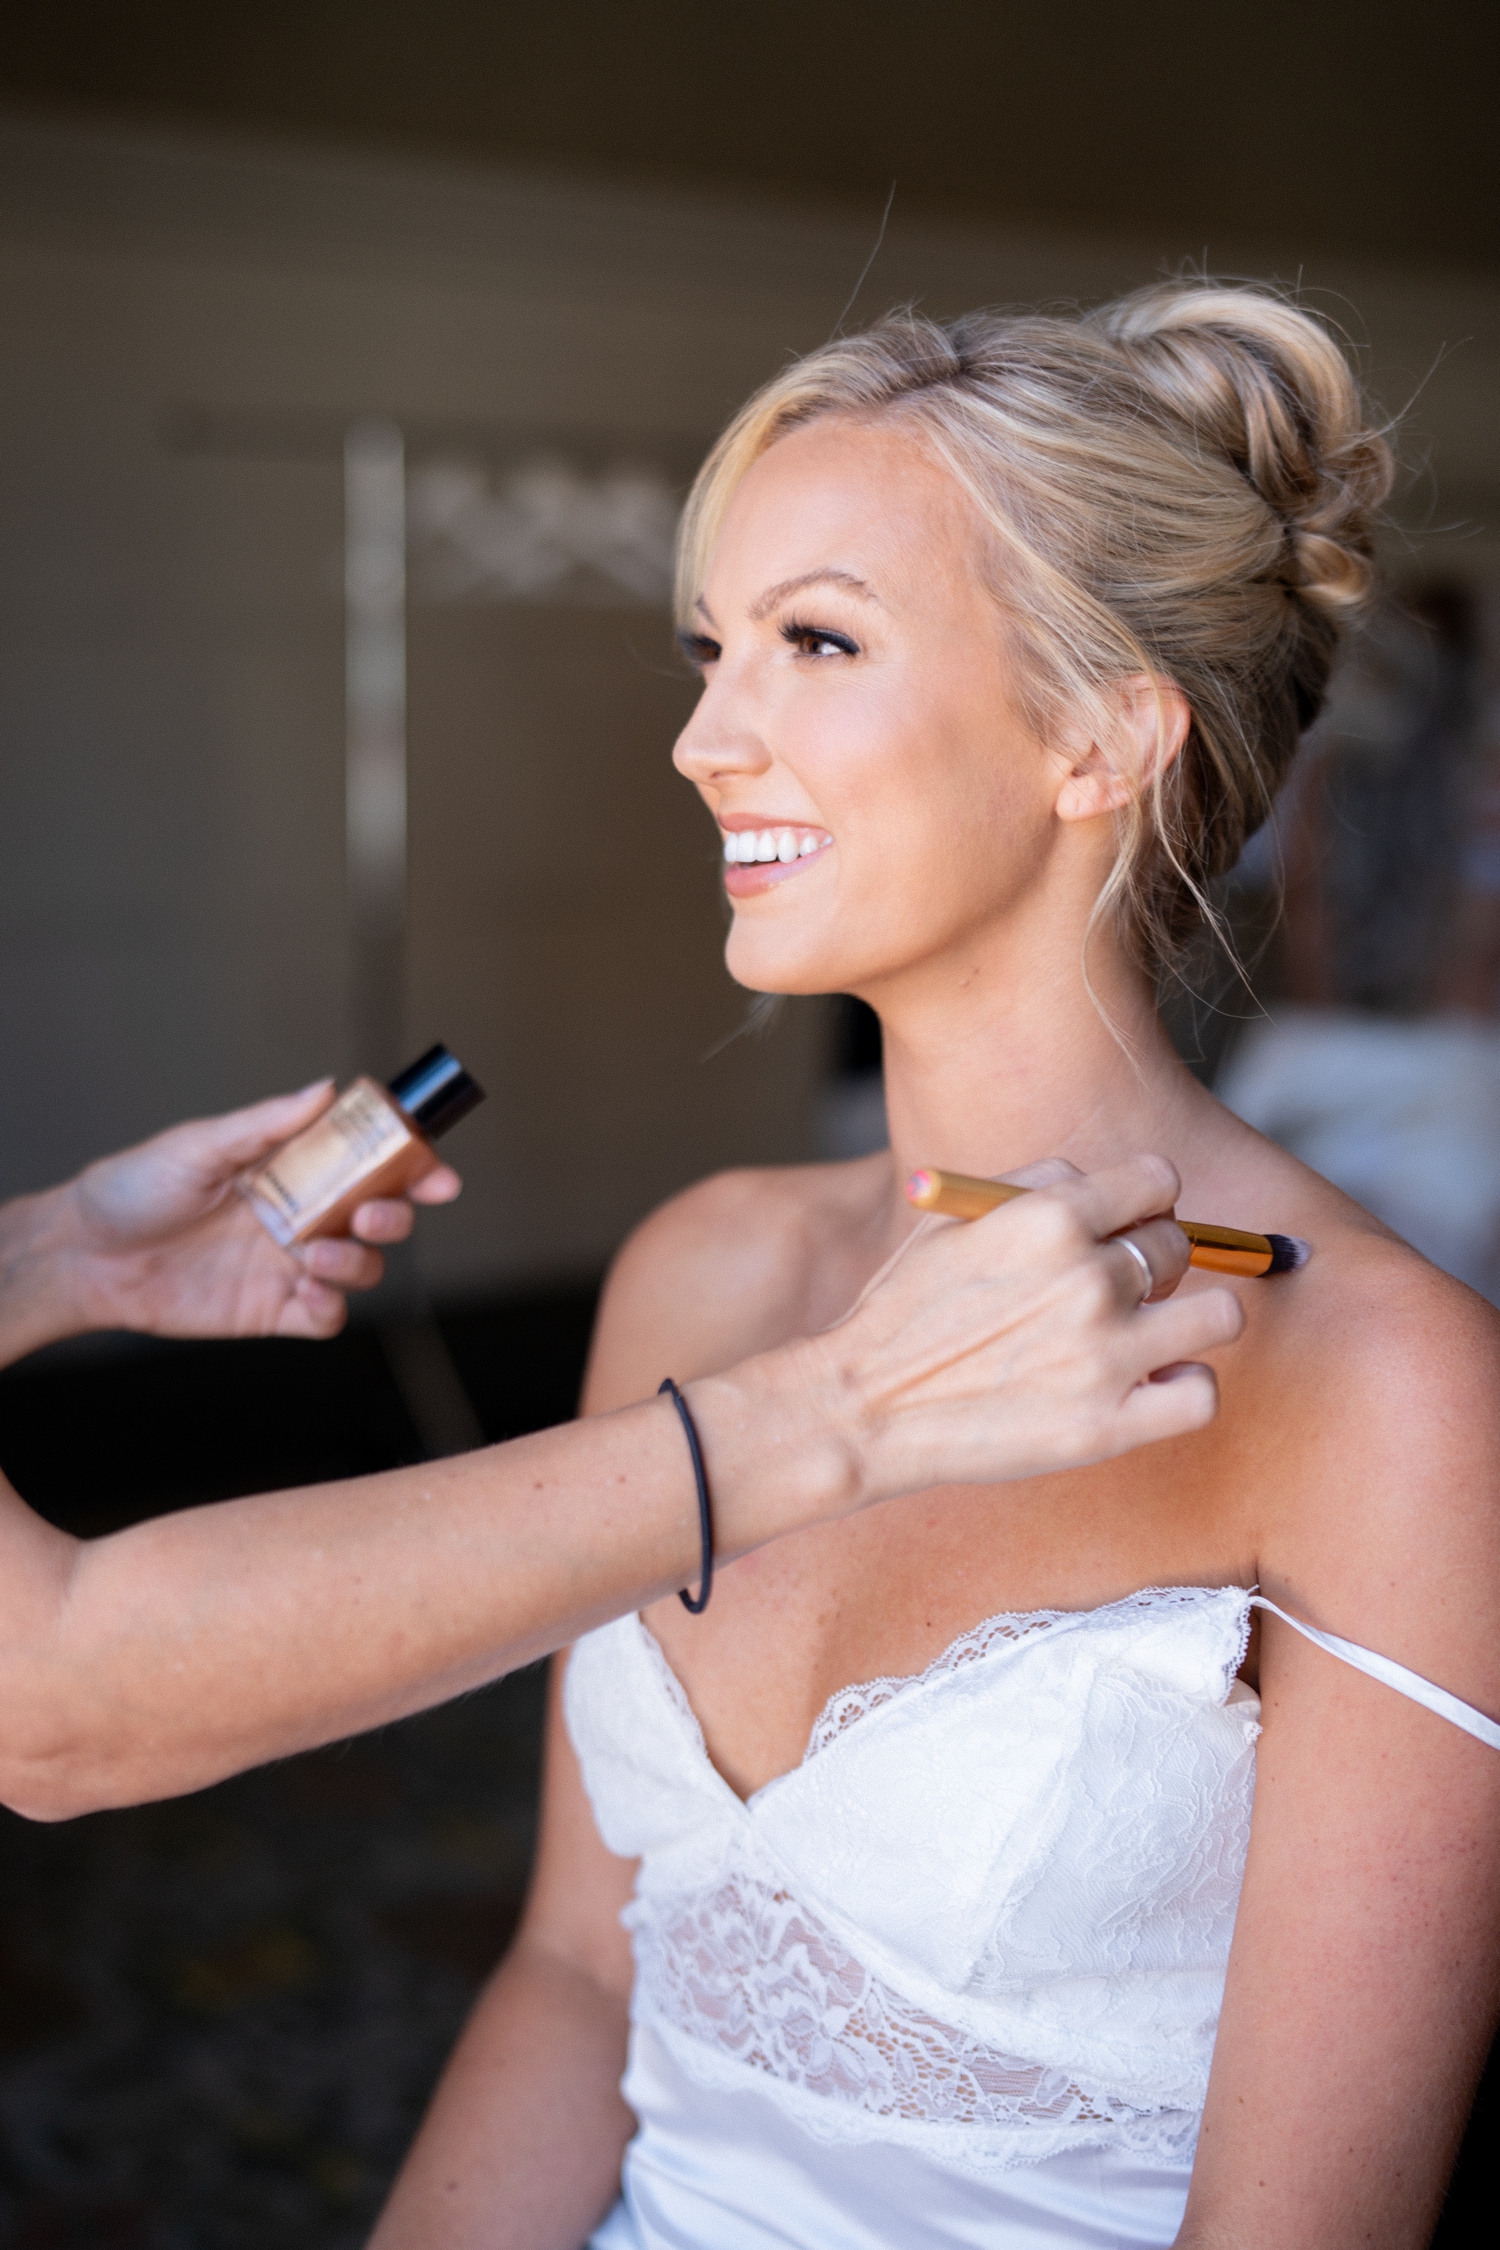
[709, 419, 984, 602]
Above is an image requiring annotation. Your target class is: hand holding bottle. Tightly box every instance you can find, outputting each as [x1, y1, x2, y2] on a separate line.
[0, 1081, 463, 1363]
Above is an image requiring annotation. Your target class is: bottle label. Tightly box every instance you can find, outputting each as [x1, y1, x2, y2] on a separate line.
[243, 1082, 410, 1241]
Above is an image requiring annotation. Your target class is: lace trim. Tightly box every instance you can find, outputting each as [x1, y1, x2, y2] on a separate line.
[806, 1582, 1245, 1762]
[1226, 1588, 1257, 1700]
[635, 1616, 708, 1749]
[634, 1871, 1185, 2139]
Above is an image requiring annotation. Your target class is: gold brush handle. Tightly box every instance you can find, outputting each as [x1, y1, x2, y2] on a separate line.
[1174, 1221, 1277, 1278]
[905, 1169, 1275, 1278]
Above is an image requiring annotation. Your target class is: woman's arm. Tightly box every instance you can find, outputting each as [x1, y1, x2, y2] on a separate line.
[0, 1154, 1241, 1820]
[370, 1667, 638, 2250]
[1180, 1259, 1500, 2249]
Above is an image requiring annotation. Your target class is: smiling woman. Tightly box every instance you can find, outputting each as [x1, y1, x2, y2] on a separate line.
[371, 283, 1500, 2250]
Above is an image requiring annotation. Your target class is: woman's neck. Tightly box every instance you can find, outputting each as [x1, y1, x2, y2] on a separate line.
[868, 924, 1212, 1224]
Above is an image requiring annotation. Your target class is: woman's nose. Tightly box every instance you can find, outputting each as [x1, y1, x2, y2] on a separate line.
[673, 670, 773, 786]
[674, 648, 782, 787]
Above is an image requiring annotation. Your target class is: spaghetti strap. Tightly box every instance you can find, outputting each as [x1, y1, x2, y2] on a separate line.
[1250, 1596, 1500, 1751]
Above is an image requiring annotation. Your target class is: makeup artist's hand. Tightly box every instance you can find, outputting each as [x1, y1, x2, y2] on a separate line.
[766, 1152, 1246, 1508]
[0, 1082, 462, 1358]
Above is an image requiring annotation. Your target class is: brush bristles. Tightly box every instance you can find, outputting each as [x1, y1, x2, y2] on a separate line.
[1264, 1234, 1311, 1275]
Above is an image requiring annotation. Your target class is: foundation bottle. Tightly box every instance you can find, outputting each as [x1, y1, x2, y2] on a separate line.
[239, 1044, 485, 1247]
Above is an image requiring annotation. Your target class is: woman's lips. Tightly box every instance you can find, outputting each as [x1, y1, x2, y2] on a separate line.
[720, 822, 832, 897]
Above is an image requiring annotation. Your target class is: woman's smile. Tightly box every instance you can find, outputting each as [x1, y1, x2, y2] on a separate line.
[720, 819, 834, 896]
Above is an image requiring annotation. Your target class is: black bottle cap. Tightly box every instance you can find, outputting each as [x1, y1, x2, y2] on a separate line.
[387, 1045, 486, 1140]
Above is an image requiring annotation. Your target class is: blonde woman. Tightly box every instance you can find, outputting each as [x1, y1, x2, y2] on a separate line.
[374, 284, 1500, 2250]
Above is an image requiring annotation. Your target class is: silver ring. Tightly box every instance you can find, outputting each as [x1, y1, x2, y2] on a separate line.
[1116, 1234, 1154, 1301]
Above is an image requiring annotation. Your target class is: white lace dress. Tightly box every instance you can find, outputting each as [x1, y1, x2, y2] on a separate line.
[567, 1583, 1499, 2249]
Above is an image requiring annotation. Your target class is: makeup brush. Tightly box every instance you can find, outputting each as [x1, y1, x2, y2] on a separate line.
[905, 1169, 1311, 1279]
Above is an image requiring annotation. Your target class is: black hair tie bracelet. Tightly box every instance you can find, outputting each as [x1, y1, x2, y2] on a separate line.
[660, 1378, 714, 1613]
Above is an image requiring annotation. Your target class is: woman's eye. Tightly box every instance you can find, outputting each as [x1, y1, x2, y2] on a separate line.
[781, 620, 860, 660]
[676, 630, 721, 672]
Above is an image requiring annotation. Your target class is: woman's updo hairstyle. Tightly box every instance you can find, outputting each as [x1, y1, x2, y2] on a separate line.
[676, 278, 1394, 973]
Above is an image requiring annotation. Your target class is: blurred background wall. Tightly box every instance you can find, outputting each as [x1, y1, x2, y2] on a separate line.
[0, 5, 1496, 2243]
[0, 3, 1496, 1302]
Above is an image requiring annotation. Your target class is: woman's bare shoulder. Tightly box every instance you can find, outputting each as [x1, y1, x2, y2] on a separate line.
[1241, 1140, 1500, 1418]
[1245, 1178, 1500, 1690]
[1202, 1118, 1500, 1426]
[1241, 1134, 1499, 1449]
[581, 1152, 891, 1413]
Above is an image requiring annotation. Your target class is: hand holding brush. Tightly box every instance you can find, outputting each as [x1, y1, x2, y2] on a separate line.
[906, 1169, 1310, 1279]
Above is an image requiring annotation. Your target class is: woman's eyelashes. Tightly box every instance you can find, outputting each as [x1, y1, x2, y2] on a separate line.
[676, 619, 860, 671]
[780, 617, 860, 659]
[676, 629, 721, 672]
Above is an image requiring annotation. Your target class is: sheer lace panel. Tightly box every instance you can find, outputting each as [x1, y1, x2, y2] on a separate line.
[636, 1870, 1173, 2137]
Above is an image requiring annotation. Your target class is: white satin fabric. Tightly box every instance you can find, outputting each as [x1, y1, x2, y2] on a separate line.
[589, 2024, 1193, 2249]
[569, 1582, 1496, 2248]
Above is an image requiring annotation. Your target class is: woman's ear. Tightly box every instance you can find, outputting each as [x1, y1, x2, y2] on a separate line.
[1053, 675, 1192, 824]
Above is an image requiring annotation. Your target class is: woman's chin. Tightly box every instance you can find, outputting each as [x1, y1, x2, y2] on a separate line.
[724, 927, 847, 999]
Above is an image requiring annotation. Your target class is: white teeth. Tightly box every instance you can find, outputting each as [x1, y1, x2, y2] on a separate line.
[722, 827, 830, 864]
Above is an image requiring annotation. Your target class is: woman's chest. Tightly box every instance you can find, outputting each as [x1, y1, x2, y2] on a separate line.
[574, 1585, 1262, 2001]
[645, 1440, 1260, 1801]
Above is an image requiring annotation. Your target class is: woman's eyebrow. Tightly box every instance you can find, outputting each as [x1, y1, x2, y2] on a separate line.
[747, 569, 879, 622]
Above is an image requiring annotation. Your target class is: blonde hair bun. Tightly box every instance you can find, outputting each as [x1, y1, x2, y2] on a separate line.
[1093, 282, 1394, 629]
[678, 277, 1395, 969]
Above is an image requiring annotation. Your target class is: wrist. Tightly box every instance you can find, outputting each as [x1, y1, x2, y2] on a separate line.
[684, 1331, 870, 1560]
[0, 1179, 96, 1364]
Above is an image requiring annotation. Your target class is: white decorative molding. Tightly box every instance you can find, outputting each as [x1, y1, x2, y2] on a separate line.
[408, 455, 681, 607]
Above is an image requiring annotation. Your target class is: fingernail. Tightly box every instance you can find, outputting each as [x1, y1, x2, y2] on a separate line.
[296, 1076, 335, 1097]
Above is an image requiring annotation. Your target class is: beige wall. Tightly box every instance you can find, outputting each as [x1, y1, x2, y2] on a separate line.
[1, 113, 1496, 1294]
